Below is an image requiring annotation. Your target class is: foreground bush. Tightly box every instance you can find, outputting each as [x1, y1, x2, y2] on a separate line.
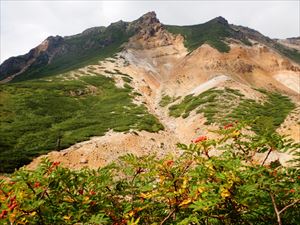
[1, 124, 299, 224]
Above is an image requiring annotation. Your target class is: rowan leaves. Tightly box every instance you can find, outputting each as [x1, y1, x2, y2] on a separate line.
[0, 126, 299, 224]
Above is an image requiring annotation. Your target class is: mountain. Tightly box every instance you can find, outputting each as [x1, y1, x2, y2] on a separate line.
[0, 12, 162, 82]
[1, 12, 300, 172]
[1, 12, 299, 82]
[0, 20, 131, 82]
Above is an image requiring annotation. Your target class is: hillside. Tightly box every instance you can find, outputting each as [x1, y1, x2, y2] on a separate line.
[0, 12, 161, 82]
[0, 11, 300, 173]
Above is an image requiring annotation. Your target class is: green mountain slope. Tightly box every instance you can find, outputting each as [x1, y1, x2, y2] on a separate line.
[9, 22, 134, 82]
[166, 17, 300, 64]
[165, 17, 251, 53]
[0, 72, 163, 172]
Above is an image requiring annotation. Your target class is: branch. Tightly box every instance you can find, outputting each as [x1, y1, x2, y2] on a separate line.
[270, 193, 282, 225]
[261, 148, 272, 166]
[279, 199, 300, 214]
[160, 208, 176, 225]
[25, 181, 36, 194]
[270, 193, 279, 214]
[180, 161, 192, 176]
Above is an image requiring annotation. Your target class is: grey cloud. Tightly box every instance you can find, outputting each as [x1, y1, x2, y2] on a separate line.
[1, 0, 299, 63]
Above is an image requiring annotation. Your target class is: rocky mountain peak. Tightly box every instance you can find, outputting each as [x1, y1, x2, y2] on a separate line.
[130, 11, 161, 32]
[138, 11, 160, 24]
[126, 11, 168, 47]
[43, 35, 64, 49]
[211, 16, 228, 25]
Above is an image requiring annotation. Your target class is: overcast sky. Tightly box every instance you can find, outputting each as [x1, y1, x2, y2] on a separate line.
[1, 0, 299, 63]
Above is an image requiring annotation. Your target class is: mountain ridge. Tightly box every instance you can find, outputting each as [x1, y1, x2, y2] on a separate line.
[1, 12, 299, 82]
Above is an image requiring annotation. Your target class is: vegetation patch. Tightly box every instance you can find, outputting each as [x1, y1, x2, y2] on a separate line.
[159, 95, 177, 107]
[122, 76, 132, 83]
[228, 90, 295, 135]
[168, 88, 228, 118]
[169, 88, 295, 134]
[166, 18, 251, 53]
[0, 74, 163, 172]
[274, 43, 300, 64]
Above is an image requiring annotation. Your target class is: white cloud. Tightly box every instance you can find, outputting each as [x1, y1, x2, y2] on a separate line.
[1, 0, 299, 63]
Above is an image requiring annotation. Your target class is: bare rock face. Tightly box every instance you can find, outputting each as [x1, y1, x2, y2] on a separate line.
[80, 158, 88, 164]
[129, 11, 162, 35]
[231, 25, 273, 45]
[126, 11, 178, 49]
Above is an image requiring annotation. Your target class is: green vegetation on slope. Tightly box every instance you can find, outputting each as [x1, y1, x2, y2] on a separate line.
[169, 88, 225, 118]
[274, 43, 300, 64]
[0, 73, 163, 172]
[159, 95, 178, 107]
[228, 89, 295, 135]
[12, 23, 134, 82]
[165, 18, 251, 53]
[169, 88, 295, 134]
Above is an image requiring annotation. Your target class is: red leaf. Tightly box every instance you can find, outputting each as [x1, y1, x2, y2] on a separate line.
[193, 136, 208, 143]
[34, 182, 41, 188]
[9, 203, 17, 211]
[52, 161, 60, 167]
[89, 190, 96, 196]
[165, 160, 174, 167]
[224, 123, 233, 129]
[0, 210, 8, 219]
